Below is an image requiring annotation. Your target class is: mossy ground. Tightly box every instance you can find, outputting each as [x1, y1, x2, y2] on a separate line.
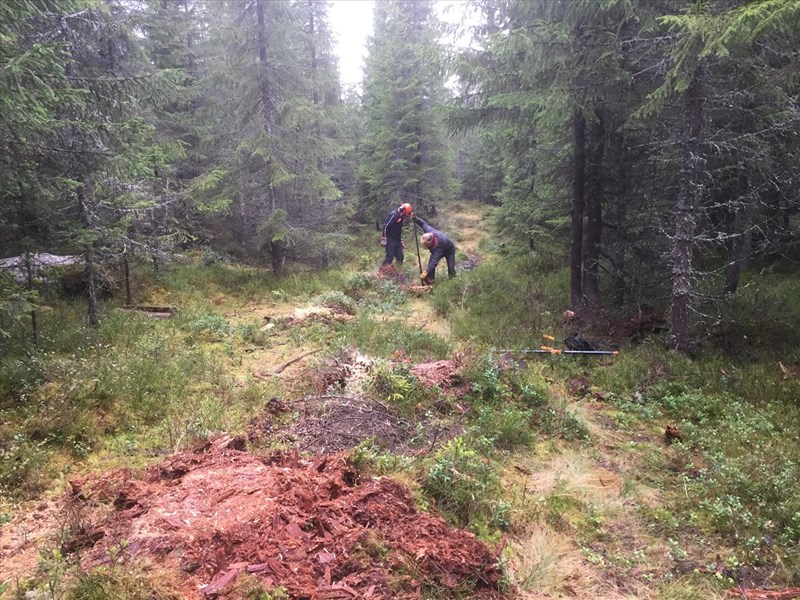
[2, 201, 799, 599]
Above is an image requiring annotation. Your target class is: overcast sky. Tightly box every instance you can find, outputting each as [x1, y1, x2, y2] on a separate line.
[328, 1, 476, 91]
[328, 0, 375, 90]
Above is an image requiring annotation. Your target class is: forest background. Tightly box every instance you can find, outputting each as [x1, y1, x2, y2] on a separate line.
[2, 1, 800, 599]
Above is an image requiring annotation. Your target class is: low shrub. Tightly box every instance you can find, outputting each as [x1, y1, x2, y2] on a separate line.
[312, 291, 357, 315]
[0, 432, 50, 496]
[201, 248, 233, 267]
[347, 438, 414, 475]
[64, 565, 177, 600]
[423, 437, 501, 527]
[473, 404, 536, 451]
[186, 313, 232, 341]
[620, 385, 800, 566]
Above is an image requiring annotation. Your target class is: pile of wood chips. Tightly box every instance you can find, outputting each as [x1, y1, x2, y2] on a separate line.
[65, 436, 505, 599]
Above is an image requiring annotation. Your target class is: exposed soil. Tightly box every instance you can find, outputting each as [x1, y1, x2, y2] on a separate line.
[410, 359, 470, 398]
[375, 265, 408, 285]
[62, 436, 506, 599]
[281, 395, 419, 455]
[459, 253, 481, 272]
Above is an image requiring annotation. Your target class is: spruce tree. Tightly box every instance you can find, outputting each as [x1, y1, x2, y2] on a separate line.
[1, 0, 176, 325]
[196, 0, 344, 275]
[634, 0, 800, 352]
[359, 0, 454, 220]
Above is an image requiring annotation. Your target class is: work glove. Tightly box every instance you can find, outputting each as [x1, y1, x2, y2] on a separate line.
[419, 271, 428, 280]
[380, 236, 387, 246]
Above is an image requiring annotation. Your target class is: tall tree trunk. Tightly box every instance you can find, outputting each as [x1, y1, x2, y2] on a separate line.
[724, 172, 752, 294]
[24, 252, 38, 345]
[583, 110, 605, 306]
[255, 0, 274, 124]
[610, 127, 627, 306]
[669, 73, 703, 353]
[77, 178, 99, 327]
[124, 250, 132, 305]
[85, 251, 99, 327]
[270, 241, 286, 277]
[570, 111, 586, 311]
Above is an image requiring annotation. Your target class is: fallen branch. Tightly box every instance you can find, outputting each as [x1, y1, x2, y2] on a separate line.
[274, 349, 323, 375]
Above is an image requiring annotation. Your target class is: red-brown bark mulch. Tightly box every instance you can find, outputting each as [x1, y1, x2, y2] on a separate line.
[66, 436, 506, 599]
[410, 360, 470, 398]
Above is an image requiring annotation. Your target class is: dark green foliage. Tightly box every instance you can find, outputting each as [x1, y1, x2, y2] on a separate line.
[0, 273, 37, 346]
[474, 404, 535, 451]
[423, 436, 501, 527]
[367, 362, 429, 416]
[451, 0, 800, 348]
[194, 0, 349, 275]
[463, 355, 587, 445]
[359, 0, 455, 220]
[1, 0, 186, 326]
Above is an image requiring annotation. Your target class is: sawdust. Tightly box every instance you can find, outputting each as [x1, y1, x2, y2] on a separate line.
[57, 436, 506, 599]
[0, 495, 63, 586]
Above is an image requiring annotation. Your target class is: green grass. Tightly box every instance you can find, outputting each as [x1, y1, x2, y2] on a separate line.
[0, 293, 274, 496]
[337, 314, 450, 360]
[430, 253, 568, 349]
[4, 211, 800, 596]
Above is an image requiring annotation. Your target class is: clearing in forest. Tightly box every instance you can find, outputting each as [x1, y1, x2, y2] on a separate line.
[1, 201, 793, 600]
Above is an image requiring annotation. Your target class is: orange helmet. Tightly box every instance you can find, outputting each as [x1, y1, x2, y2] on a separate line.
[399, 203, 412, 216]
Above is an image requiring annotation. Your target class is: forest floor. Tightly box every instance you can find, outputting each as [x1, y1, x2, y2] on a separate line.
[1, 201, 797, 600]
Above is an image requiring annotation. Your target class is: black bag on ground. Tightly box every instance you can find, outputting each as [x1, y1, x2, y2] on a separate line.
[564, 334, 596, 352]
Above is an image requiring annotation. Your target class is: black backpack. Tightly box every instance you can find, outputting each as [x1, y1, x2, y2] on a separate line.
[564, 333, 596, 352]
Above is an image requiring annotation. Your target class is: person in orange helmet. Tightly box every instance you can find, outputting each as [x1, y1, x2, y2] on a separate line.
[380, 202, 412, 267]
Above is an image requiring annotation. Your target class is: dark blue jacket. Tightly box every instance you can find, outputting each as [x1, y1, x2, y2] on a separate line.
[382, 208, 406, 240]
[413, 216, 455, 251]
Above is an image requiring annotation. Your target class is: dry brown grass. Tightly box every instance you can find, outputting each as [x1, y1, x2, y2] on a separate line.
[527, 451, 627, 515]
[506, 525, 652, 599]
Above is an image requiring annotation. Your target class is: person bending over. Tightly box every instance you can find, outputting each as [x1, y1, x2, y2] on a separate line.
[412, 215, 456, 283]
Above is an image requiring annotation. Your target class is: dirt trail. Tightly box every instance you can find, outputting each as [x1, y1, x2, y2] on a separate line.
[439, 201, 492, 256]
[397, 201, 492, 340]
[1, 200, 760, 600]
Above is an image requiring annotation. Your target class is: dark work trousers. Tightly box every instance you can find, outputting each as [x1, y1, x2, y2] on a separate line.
[382, 238, 404, 266]
[427, 245, 456, 281]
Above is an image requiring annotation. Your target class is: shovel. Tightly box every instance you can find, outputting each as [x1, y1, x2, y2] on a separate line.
[413, 220, 429, 286]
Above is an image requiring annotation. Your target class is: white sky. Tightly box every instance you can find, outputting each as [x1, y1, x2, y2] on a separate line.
[328, 0, 375, 91]
[328, 0, 477, 92]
